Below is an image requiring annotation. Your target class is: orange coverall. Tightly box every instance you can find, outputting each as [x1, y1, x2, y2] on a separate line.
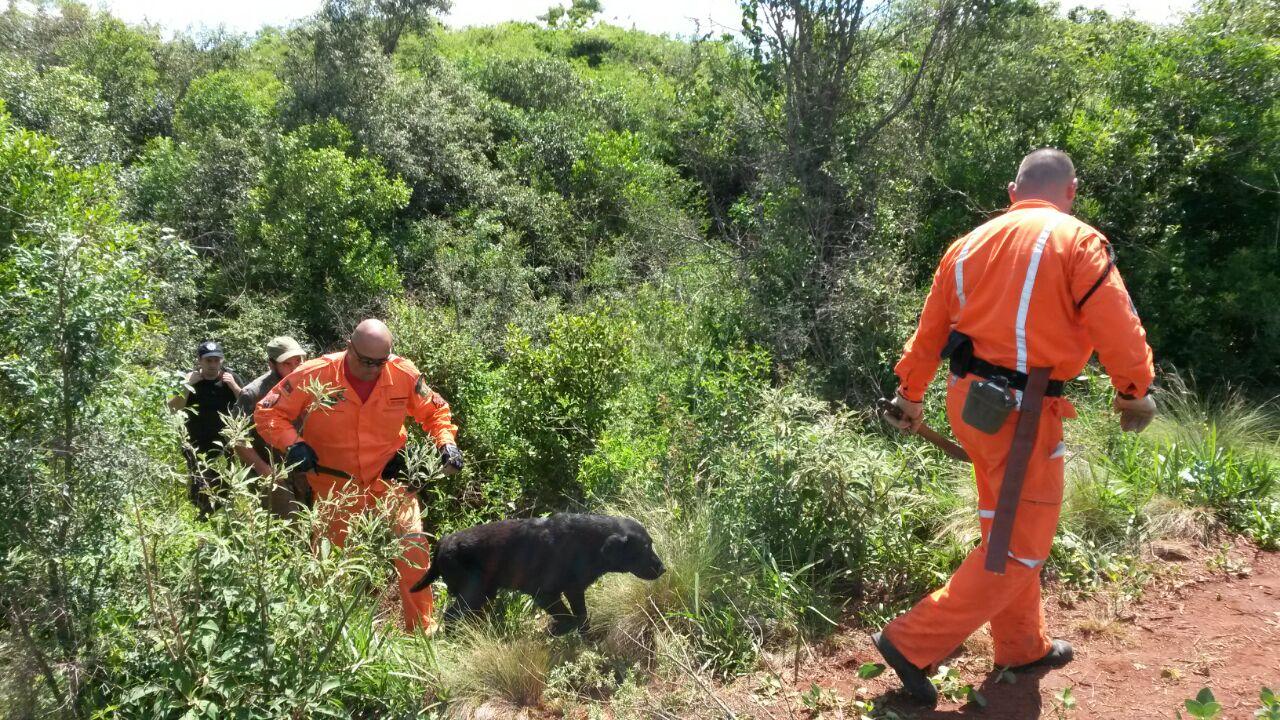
[255, 351, 458, 631]
[885, 199, 1154, 668]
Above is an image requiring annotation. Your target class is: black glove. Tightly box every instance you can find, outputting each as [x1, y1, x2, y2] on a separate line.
[440, 444, 464, 471]
[380, 448, 408, 482]
[285, 441, 318, 474]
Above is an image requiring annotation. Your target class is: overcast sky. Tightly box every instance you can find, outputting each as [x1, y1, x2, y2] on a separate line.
[90, 0, 1199, 37]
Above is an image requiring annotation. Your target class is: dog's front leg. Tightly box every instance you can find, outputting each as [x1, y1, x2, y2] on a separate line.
[565, 587, 589, 634]
[534, 593, 576, 635]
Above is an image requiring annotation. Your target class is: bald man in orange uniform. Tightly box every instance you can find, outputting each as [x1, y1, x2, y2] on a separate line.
[873, 149, 1157, 705]
[255, 319, 463, 632]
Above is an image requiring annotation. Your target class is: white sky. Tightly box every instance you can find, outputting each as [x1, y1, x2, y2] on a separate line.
[91, 0, 1199, 37]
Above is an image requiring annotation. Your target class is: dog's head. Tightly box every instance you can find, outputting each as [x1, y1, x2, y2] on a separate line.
[602, 518, 666, 580]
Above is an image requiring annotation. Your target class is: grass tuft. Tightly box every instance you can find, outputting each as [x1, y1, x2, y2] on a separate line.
[590, 500, 724, 661]
[436, 622, 553, 714]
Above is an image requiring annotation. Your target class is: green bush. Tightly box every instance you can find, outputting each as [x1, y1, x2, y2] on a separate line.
[499, 308, 634, 507]
[89, 447, 443, 718]
[236, 119, 409, 339]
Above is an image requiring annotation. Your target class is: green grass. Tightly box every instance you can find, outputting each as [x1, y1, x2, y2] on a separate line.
[434, 622, 553, 716]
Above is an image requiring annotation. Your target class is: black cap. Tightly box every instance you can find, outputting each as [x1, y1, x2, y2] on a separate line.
[196, 340, 224, 359]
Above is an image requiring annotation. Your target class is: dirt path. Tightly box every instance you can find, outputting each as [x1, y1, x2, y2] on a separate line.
[724, 543, 1280, 719]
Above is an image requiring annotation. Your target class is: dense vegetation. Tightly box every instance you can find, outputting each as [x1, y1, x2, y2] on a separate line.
[0, 0, 1276, 717]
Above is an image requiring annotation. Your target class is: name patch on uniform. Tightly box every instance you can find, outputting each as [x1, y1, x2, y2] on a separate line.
[388, 396, 408, 408]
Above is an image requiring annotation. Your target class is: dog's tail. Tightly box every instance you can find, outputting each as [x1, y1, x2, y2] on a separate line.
[410, 561, 439, 593]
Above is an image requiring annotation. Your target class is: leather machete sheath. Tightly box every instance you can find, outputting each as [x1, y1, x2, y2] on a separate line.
[983, 366, 1052, 574]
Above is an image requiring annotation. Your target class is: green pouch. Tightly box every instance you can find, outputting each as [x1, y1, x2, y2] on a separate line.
[962, 375, 1017, 434]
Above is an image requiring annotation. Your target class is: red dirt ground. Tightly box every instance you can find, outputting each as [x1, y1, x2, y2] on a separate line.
[721, 542, 1280, 719]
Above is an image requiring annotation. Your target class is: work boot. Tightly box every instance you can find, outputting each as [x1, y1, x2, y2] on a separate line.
[871, 631, 938, 707]
[1008, 639, 1074, 672]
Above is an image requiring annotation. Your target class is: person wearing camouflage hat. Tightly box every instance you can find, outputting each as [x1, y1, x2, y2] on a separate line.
[234, 336, 307, 518]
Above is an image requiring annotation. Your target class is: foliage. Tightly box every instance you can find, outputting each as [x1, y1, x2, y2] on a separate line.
[499, 308, 634, 506]
[0, 1, 1278, 717]
[0, 58, 121, 165]
[236, 118, 409, 338]
[0, 108, 158, 715]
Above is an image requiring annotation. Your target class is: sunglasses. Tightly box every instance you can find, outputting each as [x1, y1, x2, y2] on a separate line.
[349, 344, 390, 368]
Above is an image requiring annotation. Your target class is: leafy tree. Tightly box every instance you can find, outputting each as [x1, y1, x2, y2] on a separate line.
[540, 0, 602, 30]
[283, 0, 498, 215]
[0, 58, 122, 164]
[236, 118, 410, 338]
[63, 14, 172, 153]
[732, 0, 983, 398]
[500, 309, 633, 506]
[0, 106, 158, 717]
[130, 69, 280, 246]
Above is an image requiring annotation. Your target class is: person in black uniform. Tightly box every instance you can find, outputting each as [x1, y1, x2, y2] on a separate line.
[168, 340, 243, 518]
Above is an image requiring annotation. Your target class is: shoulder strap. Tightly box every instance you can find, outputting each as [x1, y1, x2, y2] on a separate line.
[1075, 240, 1117, 311]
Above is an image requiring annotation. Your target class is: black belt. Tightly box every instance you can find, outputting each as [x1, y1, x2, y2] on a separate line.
[962, 357, 1065, 397]
[314, 464, 354, 480]
[942, 330, 1065, 398]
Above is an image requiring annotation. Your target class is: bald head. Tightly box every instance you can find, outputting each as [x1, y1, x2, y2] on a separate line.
[352, 318, 392, 349]
[347, 318, 393, 381]
[1009, 148, 1077, 211]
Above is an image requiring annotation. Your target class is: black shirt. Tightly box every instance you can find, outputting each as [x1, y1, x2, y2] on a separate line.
[184, 372, 241, 454]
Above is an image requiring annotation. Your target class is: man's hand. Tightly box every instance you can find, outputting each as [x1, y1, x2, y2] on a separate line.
[1114, 393, 1156, 433]
[220, 371, 242, 397]
[440, 444, 463, 476]
[234, 444, 273, 478]
[186, 370, 202, 385]
[885, 392, 924, 433]
[285, 441, 318, 473]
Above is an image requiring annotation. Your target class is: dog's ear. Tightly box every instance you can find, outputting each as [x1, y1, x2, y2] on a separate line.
[602, 533, 630, 562]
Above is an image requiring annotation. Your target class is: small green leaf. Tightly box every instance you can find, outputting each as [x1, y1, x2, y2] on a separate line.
[317, 678, 342, 697]
[122, 683, 163, 704]
[967, 686, 987, 708]
[857, 662, 885, 679]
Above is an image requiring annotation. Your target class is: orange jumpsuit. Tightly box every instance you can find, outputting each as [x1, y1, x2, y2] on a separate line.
[885, 199, 1154, 668]
[255, 351, 458, 632]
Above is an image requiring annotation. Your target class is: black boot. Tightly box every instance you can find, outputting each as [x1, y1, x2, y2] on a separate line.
[1008, 639, 1074, 672]
[871, 631, 938, 706]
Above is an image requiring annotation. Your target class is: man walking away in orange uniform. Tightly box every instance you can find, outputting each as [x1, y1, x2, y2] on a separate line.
[874, 149, 1157, 705]
[255, 319, 463, 632]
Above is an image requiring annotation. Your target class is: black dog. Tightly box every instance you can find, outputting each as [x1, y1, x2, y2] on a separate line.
[411, 513, 666, 634]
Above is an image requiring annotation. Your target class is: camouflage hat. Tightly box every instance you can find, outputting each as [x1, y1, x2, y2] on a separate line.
[266, 336, 306, 363]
